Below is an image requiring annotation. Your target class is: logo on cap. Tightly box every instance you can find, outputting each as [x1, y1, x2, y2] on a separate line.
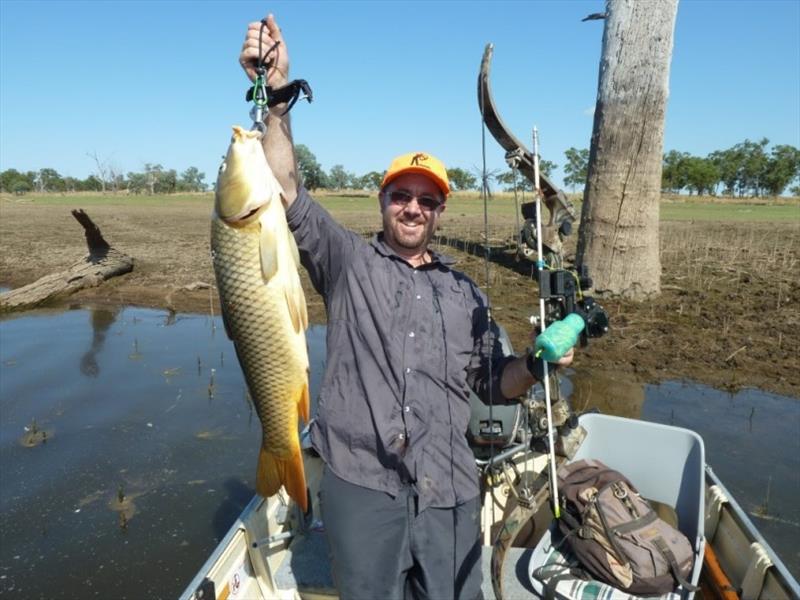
[410, 153, 429, 168]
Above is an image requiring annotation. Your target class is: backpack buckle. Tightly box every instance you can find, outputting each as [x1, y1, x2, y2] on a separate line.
[612, 482, 628, 499]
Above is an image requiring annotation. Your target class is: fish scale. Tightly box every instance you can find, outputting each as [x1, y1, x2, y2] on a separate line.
[212, 217, 309, 507]
[210, 126, 310, 511]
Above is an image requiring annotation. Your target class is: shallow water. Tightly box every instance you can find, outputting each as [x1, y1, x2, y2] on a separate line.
[0, 307, 325, 598]
[642, 379, 800, 576]
[0, 307, 797, 598]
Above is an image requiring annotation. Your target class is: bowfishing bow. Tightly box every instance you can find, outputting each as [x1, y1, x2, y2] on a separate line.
[478, 43, 610, 600]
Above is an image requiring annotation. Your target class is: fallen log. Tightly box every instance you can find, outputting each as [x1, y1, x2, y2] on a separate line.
[0, 209, 134, 313]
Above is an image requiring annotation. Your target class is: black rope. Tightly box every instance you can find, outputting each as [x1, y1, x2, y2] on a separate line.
[257, 19, 280, 74]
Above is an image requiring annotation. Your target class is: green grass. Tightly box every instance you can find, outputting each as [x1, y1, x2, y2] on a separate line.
[0, 193, 213, 207]
[4, 192, 798, 223]
[659, 202, 799, 222]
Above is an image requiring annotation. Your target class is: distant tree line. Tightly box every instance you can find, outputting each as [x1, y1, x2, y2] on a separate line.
[494, 140, 799, 197]
[0, 164, 208, 195]
[662, 139, 800, 197]
[296, 145, 483, 193]
[4, 139, 798, 197]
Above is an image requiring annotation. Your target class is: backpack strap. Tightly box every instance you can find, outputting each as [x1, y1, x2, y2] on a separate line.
[610, 510, 659, 535]
[652, 536, 700, 592]
[532, 561, 591, 600]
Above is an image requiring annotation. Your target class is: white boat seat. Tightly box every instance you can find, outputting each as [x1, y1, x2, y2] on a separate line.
[527, 414, 706, 600]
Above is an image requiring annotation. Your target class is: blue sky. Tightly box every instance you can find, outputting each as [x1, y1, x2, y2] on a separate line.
[1, 0, 798, 190]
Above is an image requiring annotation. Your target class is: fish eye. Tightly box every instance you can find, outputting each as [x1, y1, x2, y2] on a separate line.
[219, 161, 227, 173]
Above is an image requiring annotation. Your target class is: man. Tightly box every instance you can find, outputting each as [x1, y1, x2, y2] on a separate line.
[239, 14, 573, 600]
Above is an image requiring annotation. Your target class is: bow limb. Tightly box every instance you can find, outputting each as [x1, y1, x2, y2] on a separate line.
[478, 43, 577, 230]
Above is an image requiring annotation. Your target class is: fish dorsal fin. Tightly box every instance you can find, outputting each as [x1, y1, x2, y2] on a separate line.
[259, 213, 278, 282]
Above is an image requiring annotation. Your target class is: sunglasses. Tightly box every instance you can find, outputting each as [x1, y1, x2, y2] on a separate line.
[387, 190, 443, 212]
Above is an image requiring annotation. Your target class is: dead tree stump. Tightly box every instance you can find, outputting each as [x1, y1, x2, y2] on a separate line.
[0, 209, 134, 313]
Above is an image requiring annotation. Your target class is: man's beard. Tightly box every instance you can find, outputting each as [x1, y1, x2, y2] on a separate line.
[387, 216, 434, 251]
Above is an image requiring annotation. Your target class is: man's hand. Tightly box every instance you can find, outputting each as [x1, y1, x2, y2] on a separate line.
[239, 13, 289, 87]
[553, 347, 574, 368]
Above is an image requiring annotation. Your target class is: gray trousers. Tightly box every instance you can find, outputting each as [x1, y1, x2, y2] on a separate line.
[319, 467, 483, 600]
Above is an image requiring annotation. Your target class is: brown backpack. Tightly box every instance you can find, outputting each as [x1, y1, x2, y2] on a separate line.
[553, 459, 698, 596]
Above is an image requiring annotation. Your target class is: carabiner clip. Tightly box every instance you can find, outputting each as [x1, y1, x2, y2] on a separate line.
[252, 70, 269, 108]
[247, 68, 269, 132]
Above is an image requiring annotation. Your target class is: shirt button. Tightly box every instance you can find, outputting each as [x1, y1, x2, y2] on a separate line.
[409, 331, 415, 338]
[404, 406, 410, 413]
[405, 367, 411, 374]
[416, 294, 421, 300]
[398, 433, 405, 440]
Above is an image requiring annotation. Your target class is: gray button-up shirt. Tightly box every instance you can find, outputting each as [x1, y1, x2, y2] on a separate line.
[287, 187, 516, 510]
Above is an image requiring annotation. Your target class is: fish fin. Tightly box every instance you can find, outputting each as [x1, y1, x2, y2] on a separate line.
[286, 233, 308, 330]
[256, 444, 308, 513]
[298, 381, 310, 424]
[219, 302, 235, 340]
[284, 271, 308, 333]
[259, 217, 278, 282]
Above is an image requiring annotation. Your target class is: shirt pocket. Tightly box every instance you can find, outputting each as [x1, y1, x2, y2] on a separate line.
[435, 283, 476, 374]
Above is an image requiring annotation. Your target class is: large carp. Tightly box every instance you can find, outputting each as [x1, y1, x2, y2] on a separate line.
[211, 126, 309, 512]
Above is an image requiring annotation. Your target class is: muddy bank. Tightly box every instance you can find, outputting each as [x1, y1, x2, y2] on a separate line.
[1, 198, 798, 397]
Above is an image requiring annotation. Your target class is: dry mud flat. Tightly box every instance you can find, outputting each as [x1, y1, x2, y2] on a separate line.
[1, 198, 798, 398]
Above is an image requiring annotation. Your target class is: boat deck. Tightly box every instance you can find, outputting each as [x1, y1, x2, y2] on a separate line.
[273, 526, 536, 599]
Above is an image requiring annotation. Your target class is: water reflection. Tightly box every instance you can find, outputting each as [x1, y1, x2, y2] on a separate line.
[569, 368, 644, 419]
[79, 307, 120, 377]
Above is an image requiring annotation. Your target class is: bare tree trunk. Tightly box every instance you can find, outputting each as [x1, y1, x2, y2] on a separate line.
[0, 210, 133, 313]
[576, 0, 678, 298]
[87, 151, 108, 193]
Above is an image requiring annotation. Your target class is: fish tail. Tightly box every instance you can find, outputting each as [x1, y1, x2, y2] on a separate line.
[256, 445, 308, 513]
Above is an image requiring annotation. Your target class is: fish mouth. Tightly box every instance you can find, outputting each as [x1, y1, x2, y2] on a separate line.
[220, 204, 265, 224]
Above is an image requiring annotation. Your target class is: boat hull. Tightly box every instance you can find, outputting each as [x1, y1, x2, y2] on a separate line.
[179, 417, 799, 600]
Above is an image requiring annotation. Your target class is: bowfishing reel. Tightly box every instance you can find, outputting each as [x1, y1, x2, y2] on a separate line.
[534, 265, 610, 347]
[525, 263, 608, 458]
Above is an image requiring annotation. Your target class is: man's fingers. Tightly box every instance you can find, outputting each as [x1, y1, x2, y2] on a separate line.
[266, 14, 283, 41]
[243, 34, 277, 50]
[245, 30, 274, 43]
[242, 33, 280, 62]
[239, 14, 287, 83]
[239, 46, 261, 64]
[556, 348, 574, 367]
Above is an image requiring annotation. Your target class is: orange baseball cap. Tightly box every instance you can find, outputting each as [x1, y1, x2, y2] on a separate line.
[381, 152, 450, 197]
